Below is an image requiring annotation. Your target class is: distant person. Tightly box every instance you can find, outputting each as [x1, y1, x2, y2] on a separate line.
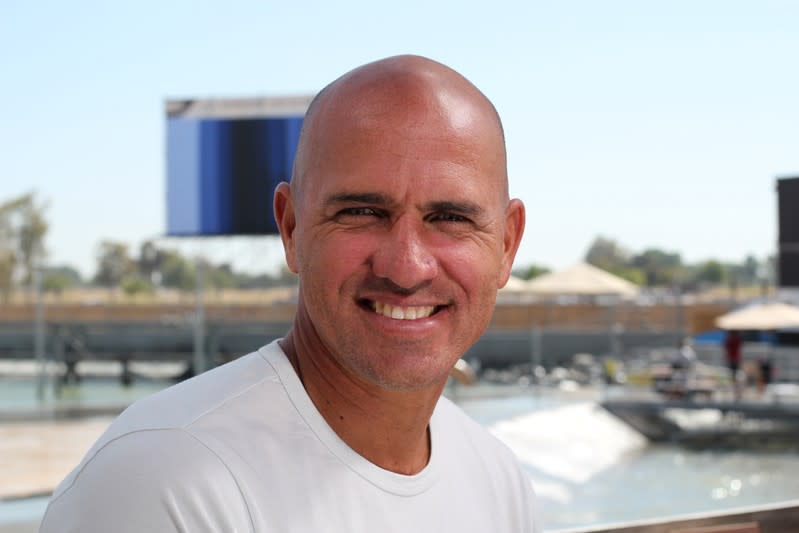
[723, 330, 743, 399]
[757, 354, 773, 394]
[40, 55, 538, 532]
[671, 337, 697, 372]
[663, 338, 697, 399]
[723, 330, 742, 375]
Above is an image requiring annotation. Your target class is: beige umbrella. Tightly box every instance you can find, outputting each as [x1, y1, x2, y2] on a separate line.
[525, 262, 639, 297]
[715, 302, 799, 330]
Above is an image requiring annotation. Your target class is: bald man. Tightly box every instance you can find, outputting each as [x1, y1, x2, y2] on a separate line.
[41, 56, 539, 533]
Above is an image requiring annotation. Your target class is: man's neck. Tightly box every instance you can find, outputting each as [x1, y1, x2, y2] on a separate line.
[279, 332, 445, 475]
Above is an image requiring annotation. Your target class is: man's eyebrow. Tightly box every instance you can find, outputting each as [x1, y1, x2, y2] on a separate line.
[325, 193, 391, 206]
[426, 201, 483, 216]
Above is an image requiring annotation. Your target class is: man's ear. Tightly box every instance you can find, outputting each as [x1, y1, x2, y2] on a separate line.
[273, 182, 299, 273]
[498, 198, 525, 288]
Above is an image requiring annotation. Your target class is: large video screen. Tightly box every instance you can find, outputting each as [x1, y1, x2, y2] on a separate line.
[166, 98, 307, 236]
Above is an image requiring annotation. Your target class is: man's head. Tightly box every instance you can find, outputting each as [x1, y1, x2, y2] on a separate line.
[275, 55, 524, 392]
[290, 56, 509, 205]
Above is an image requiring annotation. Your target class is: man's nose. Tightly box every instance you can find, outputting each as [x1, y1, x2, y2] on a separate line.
[371, 218, 439, 291]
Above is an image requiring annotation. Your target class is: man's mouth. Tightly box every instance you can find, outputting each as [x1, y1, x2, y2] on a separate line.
[368, 301, 441, 320]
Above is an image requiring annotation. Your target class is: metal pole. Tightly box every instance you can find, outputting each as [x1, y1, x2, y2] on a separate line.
[193, 258, 206, 376]
[674, 281, 685, 345]
[530, 326, 542, 390]
[34, 264, 46, 401]
[607, 301, 618, 358]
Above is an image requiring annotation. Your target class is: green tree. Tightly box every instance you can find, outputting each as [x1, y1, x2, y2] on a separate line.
[159, 250, 196, 290]
[695, 260, 725, 285]
[17, 196, 49, 284]
[0, 192, 49, 293]
[131, 241, 297, 292]
[585, 236, 630, 271]
[629, 248, 683, 287]
[42, 265, 83, 294]
[607, 266, 645, 285]
[207, 263, 236, 289]
[735, 254, 760, 286]
[0, 249, 14, 302]
[121, 276, 155, 296]
[234, 271, 275, 289]
[42, 274, 71, 294]
[516, 264, 550, 280]
[0, 201, 17, 301]
[93, 241, 135, 287]
[138, 241, 164, 284]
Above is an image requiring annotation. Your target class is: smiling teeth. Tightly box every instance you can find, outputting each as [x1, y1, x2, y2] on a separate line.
[373, 302, 435, 320]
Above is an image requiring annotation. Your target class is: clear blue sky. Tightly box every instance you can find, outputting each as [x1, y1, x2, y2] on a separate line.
[2, 0, 797, 278]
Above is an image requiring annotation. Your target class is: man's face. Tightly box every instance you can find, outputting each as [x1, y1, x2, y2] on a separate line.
[280, 88, 523, 392]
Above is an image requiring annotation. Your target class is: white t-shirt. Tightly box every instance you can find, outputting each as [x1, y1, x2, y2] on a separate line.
[41, 341, 539, 532]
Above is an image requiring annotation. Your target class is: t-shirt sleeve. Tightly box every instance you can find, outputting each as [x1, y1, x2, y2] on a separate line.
[39, 428, 252, 533]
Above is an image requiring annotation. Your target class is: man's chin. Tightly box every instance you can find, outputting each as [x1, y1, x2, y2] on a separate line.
[352, 354, 457, 393]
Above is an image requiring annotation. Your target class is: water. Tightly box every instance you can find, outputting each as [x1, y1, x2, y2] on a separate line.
[0, 360, 180, 411]
[0, 377, 168, 412]
[464, 397, 799, 529]
[0, 497, 47, 532]
[2, 377, 799, 531]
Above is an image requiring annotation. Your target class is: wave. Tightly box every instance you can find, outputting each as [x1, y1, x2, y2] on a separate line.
[491, 402, 647, 486]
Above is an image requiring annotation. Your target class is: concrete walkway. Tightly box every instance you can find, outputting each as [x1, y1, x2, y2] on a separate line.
[0, 418, 110, 499]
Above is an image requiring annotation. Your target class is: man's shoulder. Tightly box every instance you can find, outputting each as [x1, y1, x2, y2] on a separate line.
[42, 427, 253, 532]
[46, 343, 288, 509]
[66, 342, 287, 481]
[114, 343, 282, 433]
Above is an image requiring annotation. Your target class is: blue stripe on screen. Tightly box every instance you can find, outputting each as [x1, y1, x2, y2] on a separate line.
[264, 119, 286, 233]
[216, 120, 233, 234]
[166, 118, 201, 235]
[199, 120, 234, 234]
[199, 120, 219, 234]
[283, 117, 302, 180]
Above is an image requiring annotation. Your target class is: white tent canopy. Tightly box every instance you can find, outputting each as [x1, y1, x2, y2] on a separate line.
[715, 302, 799, 331]
[524, 262, 640, 297]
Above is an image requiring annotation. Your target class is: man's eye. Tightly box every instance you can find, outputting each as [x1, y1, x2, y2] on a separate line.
[338, 207, 380, 217]
[429, 212, 469, 223]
